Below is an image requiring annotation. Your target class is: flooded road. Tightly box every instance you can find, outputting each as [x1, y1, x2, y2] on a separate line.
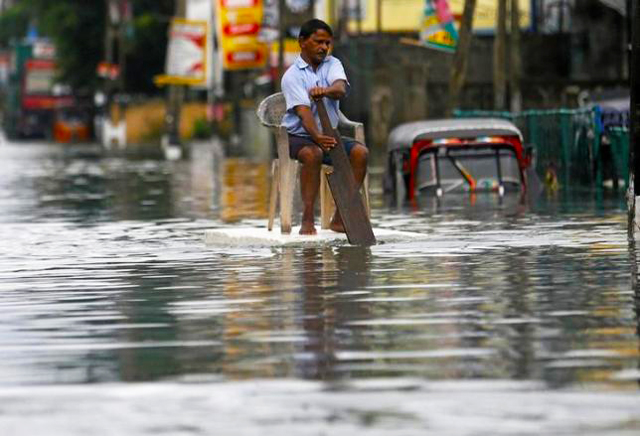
[0, 137, 638, 435]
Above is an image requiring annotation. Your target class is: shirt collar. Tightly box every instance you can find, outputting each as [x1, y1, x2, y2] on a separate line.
[295, 55, 331, 70]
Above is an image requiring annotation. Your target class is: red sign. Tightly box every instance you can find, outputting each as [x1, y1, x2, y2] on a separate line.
[223, 23, 259, 36]
[97, 61, 120, 80]
[26, 59, 55, 70]
[22, 96, 73, 110]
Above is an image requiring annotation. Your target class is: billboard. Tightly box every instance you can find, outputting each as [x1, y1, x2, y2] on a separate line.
[215, 0, 267, 70]
[420, 0, 459, 52]
[156, 18, 209, 86]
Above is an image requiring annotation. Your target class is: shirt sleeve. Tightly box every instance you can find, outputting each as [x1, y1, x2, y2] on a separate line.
[282, 72, 311, 112]
[327, 58, 350, 95]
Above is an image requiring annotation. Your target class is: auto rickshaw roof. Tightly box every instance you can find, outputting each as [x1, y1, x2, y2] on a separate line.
[387, 118, 523, 152]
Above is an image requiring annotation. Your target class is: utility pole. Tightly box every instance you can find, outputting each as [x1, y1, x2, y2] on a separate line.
[446, 0, 476, 116]
[509, 0, 522, 112]
[104, 0, 115, 109]
[631, 0, 640, 235]
[376, 0, 382, 35]
[166, 0, 187, 148]
[493, 0, 507, 110]
[277, 0, 285, 91]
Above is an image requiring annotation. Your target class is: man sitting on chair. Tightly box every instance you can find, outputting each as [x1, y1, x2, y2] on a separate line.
[281, 18, 368, 235]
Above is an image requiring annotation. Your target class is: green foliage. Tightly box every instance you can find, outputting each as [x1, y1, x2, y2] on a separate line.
[38, 1, 105, 93]
[126, 11, 170, 94]
[0, 0, 176, 95]
[192, 117, 213, 139]
[0, 3, 29, 46]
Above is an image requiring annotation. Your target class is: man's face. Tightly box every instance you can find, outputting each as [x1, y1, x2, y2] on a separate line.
[300, 29, 332, 65]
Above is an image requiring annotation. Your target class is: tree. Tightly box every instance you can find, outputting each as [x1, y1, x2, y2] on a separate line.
[446, 0, 477, 116]
[0, 0, 174, 95]
[0, 2, 29, 47]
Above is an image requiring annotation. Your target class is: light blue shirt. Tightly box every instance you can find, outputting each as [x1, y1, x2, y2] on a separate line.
[281, 55, 350, 137]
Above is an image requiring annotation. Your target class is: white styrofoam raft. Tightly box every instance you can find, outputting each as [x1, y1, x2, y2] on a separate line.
[203, 227, 426, 247]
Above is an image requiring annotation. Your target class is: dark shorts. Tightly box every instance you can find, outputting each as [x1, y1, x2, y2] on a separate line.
[288, 134, 362, 166]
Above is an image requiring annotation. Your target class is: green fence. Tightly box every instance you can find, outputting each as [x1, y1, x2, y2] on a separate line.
[606, 127, 629, 189]
[454, 108, 617, 189]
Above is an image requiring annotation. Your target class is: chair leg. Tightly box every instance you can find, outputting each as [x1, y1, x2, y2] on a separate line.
[362, 172, 371, 218]
[268, 160, 279, 231]
[279, 159, 298, 234]
[320, 165, 335, 229]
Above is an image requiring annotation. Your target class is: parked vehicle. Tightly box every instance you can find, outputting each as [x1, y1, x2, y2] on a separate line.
[52, 107, 91, 143]
[385, 118, 533, 203]
[3, 39, 73, 139]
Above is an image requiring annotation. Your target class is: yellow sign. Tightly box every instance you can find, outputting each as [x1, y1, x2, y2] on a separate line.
[216, 0, 267, 70]
[346, 0, 531, 33]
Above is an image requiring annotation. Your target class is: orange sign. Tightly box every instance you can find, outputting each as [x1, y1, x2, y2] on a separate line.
[216, 0, 267, 70]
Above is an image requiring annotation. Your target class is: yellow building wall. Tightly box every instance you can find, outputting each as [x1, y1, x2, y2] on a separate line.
[113, 100, 208, 145]
[342, 0, 531, 33]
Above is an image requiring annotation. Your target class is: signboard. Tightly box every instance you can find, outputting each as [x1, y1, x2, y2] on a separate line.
[0, 52, 9, 86]
[24, 59, 56, 95]
[215, 0, 267, 70]
[420, 0, 458, 52]
[32, 40, 56, 60]
[258, 0, 279, 43]
[156, 18, 209, 86]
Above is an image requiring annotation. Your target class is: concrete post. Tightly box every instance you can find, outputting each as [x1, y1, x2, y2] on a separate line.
[163, 0, 188, 157]
[509, 0, 522, 113]
[493, 0, 507, 110]
[446, 0, 477, 117]
[630, 0, 640, 237]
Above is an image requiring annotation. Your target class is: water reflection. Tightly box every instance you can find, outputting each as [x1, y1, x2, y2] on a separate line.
[628, 241, 640, 387]
[221, 158, 270, 222]
[0, 138, 637, 393]
[297, 246, 372, 381]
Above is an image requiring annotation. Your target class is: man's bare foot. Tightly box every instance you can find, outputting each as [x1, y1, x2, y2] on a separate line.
[329, 213, 346, 233]
[300, 220, 317, 235]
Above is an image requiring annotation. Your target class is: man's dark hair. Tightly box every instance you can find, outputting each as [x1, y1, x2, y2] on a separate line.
[298, 19, 333, 40]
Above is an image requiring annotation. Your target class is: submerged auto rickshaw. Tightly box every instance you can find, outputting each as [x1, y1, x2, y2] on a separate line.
[385, 118, 532, 203]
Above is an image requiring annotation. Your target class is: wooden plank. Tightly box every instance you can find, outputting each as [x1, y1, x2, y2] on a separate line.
[316, 100, 376, 246]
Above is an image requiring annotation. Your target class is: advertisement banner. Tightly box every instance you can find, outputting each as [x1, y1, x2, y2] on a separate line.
[157, 18, 209, 86]
[216, 0, 267, 71]
[420, 0, 458, 52]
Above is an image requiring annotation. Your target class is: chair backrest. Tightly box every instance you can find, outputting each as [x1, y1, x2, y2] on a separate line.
[256, 92, 286, 128]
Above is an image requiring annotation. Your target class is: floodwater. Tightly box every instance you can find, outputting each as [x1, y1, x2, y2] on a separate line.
[0, 136, 638, 435]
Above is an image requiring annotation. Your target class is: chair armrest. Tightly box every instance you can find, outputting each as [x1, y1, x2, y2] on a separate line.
[338, 111, 365, 144]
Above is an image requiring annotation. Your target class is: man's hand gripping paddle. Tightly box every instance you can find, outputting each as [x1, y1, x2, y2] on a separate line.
[315, 99, 376, 246]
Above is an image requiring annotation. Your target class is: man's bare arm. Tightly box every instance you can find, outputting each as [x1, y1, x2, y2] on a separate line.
[309, 79, 347, 101]
[294, 105, 337, 150]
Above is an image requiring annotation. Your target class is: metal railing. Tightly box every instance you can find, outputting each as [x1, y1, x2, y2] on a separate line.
[454, 108, 607, 189]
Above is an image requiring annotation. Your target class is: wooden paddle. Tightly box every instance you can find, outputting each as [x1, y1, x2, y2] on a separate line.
[315, 99, 376, 246]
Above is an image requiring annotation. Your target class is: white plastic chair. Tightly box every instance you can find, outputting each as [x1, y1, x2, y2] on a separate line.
[256, 92, 370, 234]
